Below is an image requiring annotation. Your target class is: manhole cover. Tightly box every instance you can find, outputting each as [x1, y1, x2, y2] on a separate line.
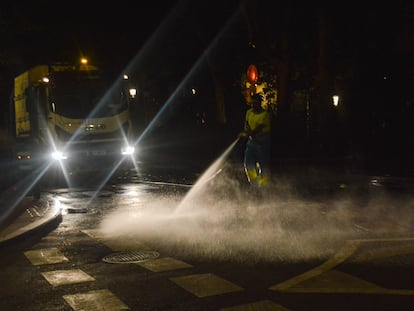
[66, 207, 88, 213]
[102, 250, 160, 264]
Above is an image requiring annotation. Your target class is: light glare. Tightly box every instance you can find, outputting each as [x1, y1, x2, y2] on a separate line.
[121, 146, 135, 155]
[51, 150, 68, 160]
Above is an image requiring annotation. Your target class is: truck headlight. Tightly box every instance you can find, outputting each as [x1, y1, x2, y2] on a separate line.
[51, 150, 68, 160]
[121, 145, 135, 155]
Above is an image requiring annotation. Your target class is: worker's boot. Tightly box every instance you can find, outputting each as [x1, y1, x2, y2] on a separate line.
[258, 174, 268, 187]
[245, 168, 258, 186]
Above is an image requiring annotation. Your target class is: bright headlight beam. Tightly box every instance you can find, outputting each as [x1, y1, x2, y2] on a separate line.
[121, 146, 135, 155]
[51, 151, 68, 160]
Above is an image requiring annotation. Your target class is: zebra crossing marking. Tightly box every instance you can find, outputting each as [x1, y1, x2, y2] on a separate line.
[136, 256, 193, 272]
[24, 247, 69, 265]
[170, 273, 243, 297]
[23, 245, 130, 310]
[63, 289, 130, 311]
[41, 269, 95, 287]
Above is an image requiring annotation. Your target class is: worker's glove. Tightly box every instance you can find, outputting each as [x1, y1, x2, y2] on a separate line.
[238, 131, 249, 139]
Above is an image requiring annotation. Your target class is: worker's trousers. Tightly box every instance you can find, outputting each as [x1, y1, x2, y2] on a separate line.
[243, 138, 271, 187]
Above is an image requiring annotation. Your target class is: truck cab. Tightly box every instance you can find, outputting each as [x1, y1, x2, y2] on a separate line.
[12, 58, 136, 187]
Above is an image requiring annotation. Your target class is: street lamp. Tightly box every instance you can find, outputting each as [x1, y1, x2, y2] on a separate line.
[332, 95, 339, 107]
[129, 88, 137, 99]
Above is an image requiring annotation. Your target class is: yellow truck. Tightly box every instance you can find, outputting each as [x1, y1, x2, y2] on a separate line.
[11, 58, 136, 187]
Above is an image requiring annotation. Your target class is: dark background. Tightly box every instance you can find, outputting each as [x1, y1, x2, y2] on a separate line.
[1, 0, 413, 176]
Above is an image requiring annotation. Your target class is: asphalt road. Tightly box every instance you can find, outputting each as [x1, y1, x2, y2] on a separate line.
[1, 165, 414, 311]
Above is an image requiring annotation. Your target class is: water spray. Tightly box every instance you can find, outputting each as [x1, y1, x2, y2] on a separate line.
[176, 137, 240, 212]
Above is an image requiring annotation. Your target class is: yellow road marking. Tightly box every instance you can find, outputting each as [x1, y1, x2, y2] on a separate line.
[270, 237, 414, 294]
[269, 240, 360, 291]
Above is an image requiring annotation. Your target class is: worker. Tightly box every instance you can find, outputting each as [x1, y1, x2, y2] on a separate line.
[239, 93, 271, 187]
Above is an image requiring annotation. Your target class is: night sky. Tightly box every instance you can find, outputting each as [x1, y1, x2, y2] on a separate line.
[0, 1, 179, 71]
[0, 0, 241, 107]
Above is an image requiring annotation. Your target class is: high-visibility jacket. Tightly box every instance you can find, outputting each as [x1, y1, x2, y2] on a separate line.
[244, 108, 271, 143]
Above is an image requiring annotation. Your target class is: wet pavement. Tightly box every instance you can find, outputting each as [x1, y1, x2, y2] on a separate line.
[1, 171, 413, 248]
[1, 171, 414, 310]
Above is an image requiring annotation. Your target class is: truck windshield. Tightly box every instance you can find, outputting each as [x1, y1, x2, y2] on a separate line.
[50, 71, 128, 119]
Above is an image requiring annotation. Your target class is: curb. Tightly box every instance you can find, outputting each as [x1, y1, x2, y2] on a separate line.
[0, 202, 62, 247]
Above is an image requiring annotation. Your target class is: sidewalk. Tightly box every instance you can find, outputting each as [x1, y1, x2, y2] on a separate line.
[0, 195, 62, 247]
